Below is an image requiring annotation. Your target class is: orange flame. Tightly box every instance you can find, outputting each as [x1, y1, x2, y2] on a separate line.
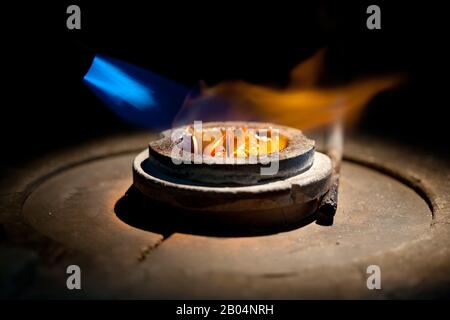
[174, 49, 403, 130]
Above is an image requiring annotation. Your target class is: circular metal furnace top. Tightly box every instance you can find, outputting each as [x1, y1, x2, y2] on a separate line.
[17, 140, 437, 298]
[132, 149, 332, 227]
[2, 132, 449, 299]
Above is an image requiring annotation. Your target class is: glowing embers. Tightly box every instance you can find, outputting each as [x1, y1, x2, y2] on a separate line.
[178, 123, 288, 160]
[148, 121, 315, 186]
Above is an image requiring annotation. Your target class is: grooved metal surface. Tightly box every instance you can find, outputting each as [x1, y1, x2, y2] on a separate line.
[1, 133, 449, 298]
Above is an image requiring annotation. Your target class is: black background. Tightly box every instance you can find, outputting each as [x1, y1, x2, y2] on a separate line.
[3, 1, 449, 165]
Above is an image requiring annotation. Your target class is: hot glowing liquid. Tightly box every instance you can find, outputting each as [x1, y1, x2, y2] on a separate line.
[182, 126, 288, 157]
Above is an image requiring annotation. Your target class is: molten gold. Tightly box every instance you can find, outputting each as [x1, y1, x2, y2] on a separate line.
[183, 126, 288, 157]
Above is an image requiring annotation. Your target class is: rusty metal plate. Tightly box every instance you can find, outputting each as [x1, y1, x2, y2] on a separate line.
[1, 132, 449, 298]
[19, 148, 433, 298]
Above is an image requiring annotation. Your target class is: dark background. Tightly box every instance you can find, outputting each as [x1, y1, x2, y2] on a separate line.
[3, 1, 448, 165]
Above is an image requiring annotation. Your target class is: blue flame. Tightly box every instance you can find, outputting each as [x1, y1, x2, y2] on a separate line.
[84, 56, 156, 110]
[83, 55, 189, 128]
